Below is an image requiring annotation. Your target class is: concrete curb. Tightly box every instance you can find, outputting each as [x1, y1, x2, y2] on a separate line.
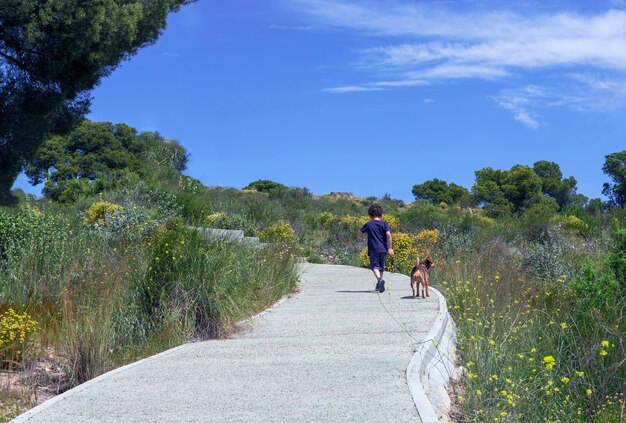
[12, 290, 296, 423]
[405, 284, 457, 423]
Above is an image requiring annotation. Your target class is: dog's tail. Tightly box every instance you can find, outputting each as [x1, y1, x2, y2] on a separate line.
[415, 256, 420, 268]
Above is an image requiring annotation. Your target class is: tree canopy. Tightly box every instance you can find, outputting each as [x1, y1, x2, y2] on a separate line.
[532, 160, 579, 209]
[602, 150, 626, 208]
[411, 178, 472, 206]
[25, 120, 187, 202]
[243, 180, 287, 194]
[0, 0, 193, 203]
[472, 165, 543, 215]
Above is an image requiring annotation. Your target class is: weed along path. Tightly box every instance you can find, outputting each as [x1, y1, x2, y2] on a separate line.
[14, 264, 449, 423]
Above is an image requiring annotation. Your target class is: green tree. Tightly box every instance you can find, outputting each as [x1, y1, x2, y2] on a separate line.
[585, 198, 606, 214]
[472, 167, 505, 204]
[25, 121, 188, 203]
[602, 150, 626, 208]
[533, 160, 578, 209]
[412, 178, 450, 203]
[0, 0, 193, 204]
[25, 120, 142, 202]
[412, 178, 472, 205]
[243, 180, 287, 194]
[501, 165, 543, 211]
[472, 165, 543, 214]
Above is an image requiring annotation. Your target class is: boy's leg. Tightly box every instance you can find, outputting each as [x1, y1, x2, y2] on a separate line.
[371, 253, 387, 293]
[370, 253, 383, 291]
[372, 268, 382, 280]
[377, 253, 387, 293]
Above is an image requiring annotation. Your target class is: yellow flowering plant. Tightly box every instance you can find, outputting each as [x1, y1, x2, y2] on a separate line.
[259, 221, 300, 251]
[0, 308, 38, 368]
[204, 212, 225, 227]
[319, 211, 335, 230]
[83, 201, 121, 226]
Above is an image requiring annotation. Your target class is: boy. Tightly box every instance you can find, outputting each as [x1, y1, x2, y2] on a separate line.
[357, 203, 394, 293]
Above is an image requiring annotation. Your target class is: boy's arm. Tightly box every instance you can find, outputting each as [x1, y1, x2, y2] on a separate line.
[357, 223, 367, 242]
[386, 231, 394, 256]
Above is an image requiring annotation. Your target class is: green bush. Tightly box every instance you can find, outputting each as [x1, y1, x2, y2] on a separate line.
[213, 213, 256, 237]
[319, 211, 335, 230]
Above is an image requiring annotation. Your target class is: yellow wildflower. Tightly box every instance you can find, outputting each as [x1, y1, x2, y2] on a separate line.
[543, 355, 556, 371]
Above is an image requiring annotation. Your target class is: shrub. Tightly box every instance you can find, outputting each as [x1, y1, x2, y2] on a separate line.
[319, 211, 335, 230]
[0, 206, 49, 251]
[337, 215, 364, 233]
[102, 204, 165, 242]
[526, 196, 559, 218]
[0, 207, 71, 292]
[83, 185, 179, 242]
[414, 228, 440, 245]
[483, 197, 514, 218]
[439, 225, 474, 260]
[259, 221, 299, 248]
[83, 201, 121, 226]
[475, 214, 496, 228]
[553, 214, 589, 235]
[0, 308, 38, 368]
[523, 241, 573, 281]
[383, 214, 400, 232]
[398, 203, 448, 232]
[606, 226, 626, 291]
[214, 213, 256, 237]
[570, 260, 618, 306]
[205, 212, 225, 227]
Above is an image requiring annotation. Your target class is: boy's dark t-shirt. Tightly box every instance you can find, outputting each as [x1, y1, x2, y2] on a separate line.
[360, 220, 390, 254]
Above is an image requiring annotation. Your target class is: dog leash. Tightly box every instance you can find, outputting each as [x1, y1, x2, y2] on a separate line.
[375, 284, 455, 381]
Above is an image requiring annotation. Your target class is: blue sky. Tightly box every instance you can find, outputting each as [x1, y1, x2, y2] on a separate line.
[14, 0, 626, 201]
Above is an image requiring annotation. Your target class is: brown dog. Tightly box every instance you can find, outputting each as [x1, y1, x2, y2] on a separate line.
[410, 256, 435, 299]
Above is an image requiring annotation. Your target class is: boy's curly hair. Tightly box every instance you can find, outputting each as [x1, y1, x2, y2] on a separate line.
[368, 203, 383, 218]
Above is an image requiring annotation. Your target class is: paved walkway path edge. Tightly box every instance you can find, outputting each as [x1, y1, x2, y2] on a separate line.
[404, 278, 458, 423]
[12, 342, 190, 422]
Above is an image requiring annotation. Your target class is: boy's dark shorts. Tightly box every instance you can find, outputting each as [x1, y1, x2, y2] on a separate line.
[369, 252, 387, 271]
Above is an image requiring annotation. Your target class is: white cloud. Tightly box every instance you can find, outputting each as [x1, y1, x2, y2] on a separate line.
[269, 24, 316, 31]
[491, 83, 621, 128]
[293, 0, 626, 124]
[423, 98, 434, 104]
[323, 85, 383, 93]
[494, 86, 545, 129]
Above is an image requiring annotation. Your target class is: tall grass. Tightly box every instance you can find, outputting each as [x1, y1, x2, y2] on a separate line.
[437, 228, 626, 422]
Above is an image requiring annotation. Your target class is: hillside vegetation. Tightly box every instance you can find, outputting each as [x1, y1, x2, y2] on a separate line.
[2, 119, 625, 422]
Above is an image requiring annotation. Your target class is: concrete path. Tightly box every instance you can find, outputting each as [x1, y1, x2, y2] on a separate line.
[15, 264, 440, 423]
